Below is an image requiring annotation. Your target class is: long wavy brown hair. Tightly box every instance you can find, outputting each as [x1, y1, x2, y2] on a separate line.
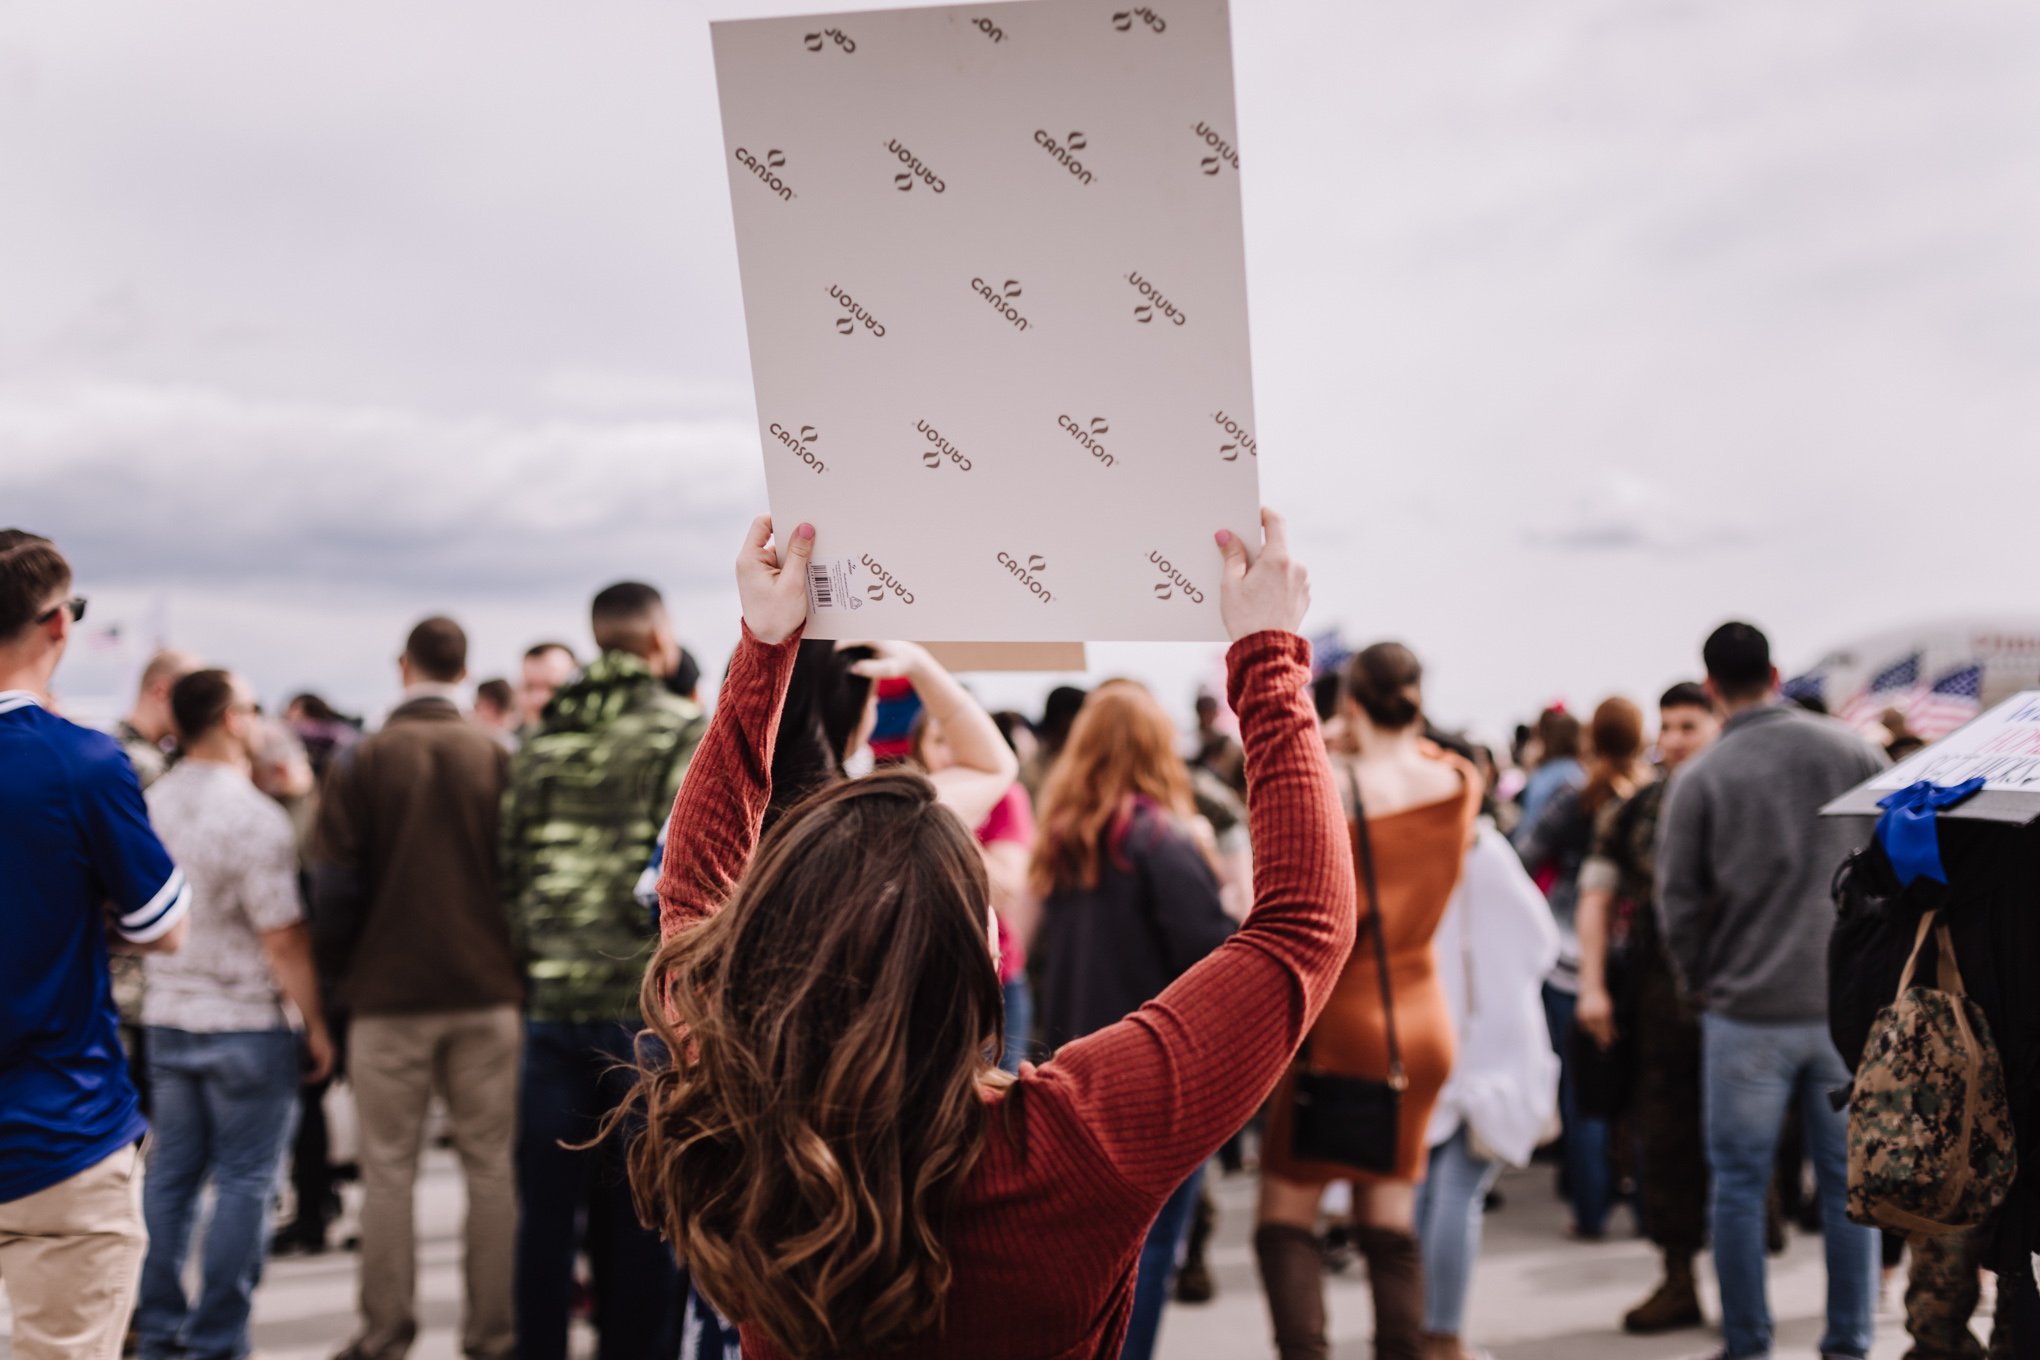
[618, 769, 1012, 1357]
[1029, 680, 1199, 898]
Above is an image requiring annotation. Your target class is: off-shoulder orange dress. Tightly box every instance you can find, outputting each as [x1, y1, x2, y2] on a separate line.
[1261, 752, 1482, 1184]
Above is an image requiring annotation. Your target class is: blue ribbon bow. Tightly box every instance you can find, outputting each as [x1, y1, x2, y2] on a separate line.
[1875, 777, 1987, 887]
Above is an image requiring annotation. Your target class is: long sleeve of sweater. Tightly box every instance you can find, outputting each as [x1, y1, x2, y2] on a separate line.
[1653, 765, 1715, 1001]
[1026, 629, 1357, 1202]
[656, 624, 802, 938]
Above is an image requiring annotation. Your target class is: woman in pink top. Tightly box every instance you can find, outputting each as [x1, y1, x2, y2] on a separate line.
[913, 714, 1038, 1073]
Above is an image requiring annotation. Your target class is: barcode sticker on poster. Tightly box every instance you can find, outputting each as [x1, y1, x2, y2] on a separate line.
[807, 558, 863, 612]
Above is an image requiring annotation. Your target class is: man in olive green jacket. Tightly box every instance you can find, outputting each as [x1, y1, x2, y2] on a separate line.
[500, 581, 706, 1360]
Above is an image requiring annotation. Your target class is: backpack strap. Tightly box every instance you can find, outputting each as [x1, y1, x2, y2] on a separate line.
[1893, 910, 1936, 999]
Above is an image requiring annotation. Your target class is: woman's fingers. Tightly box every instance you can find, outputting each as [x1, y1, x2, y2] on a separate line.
[1215, 527, 1251, 581]
[1259, 506, 1290, 559]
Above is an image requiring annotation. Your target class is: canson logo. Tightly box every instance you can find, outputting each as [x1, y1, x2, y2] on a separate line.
[828, 284, 886, 338]
[803, 27, 855, 53]
[970, 277, 1030, 331]
[886, 139, 946, 193]
[1127, 271, 1187, 326]
[735, 147, 795, 201]
[859, 554, 915, 605]
[916, 419, 973, 471]
[1215, 409, 1257, 461]
[1192, 121, 1240, 176]
[1148, 550, 1207, 604]
[1033, 130, 1095, 186]
[972, 16, 1005, 43]
[996, 552, 1053, 604]
[767, 422, 826, 474]
[1112, 7, 1166, 33]
[1058, 414, 1114, 468]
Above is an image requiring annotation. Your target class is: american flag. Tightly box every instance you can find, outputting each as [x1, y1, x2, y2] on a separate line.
[1910, 664, 1984, 741]
[1838, 652, 1921, 728]
[1781, 672, 1825, 709]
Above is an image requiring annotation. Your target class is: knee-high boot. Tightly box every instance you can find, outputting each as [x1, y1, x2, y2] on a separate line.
[1356, 1225, 1425, 1360]
[1253, 1223, 1329, 1360]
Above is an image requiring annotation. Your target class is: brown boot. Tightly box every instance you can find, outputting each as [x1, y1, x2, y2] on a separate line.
[1622, 1253, 1704, 1334]
[1254, 1223, 1329, 1360]
[1355, 1225, 1425, 1360]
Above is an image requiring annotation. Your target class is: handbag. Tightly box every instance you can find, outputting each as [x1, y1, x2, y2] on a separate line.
[1290, 767, 1405, 1175]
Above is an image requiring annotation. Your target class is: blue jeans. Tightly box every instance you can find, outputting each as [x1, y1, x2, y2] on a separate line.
[516, 1020, 681, 1360]
[136, 1027, 301, 1360]
[1702, 1012, 1877, 1359]
[999, 974, 1034, 1075]
[1119, 1166, 1204, 1360]
[1414, 1127, 1503, 1336]
[1541, 983, 1613, 1236]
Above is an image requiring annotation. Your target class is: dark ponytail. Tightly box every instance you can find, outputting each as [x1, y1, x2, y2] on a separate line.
[1344, 643, 1423, 731]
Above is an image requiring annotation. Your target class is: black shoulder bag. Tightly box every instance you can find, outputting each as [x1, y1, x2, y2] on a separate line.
[1289, 768, 1404, 1175]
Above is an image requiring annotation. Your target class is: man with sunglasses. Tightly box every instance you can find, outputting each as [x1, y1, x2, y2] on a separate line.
[0, 529, 192, 1360]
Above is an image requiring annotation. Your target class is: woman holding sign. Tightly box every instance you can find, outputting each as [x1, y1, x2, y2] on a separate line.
[616, 509, 1345, 1360]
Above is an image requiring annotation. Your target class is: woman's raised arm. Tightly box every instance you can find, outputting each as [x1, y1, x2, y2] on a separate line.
[1026, 511, 1359, 1203]
[655, 516, 812, 937]
[851, 641, 1019, 828]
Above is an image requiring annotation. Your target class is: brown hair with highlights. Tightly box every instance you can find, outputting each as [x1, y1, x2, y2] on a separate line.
[617, 768, 1009, 1357]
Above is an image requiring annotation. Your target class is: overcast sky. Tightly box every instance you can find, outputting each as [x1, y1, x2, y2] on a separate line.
[4, 0, 2037, 739]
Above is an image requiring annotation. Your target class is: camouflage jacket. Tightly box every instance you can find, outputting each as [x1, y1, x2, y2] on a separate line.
[500, 652, 707, 1023]
[1582, 777, 1667, 954]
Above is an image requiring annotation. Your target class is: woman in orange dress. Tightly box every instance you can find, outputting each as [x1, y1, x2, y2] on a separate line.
[1255, 643, 1481, 1360]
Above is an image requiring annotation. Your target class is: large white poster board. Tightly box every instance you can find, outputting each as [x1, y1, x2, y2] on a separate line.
[1825, 690, 2040, 825]
[711, 0, 1260, 641]
[1873, 692, 2040, 793]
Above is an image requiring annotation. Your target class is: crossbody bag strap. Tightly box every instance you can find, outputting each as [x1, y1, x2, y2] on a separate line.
[1345, 767, 1406, 1090]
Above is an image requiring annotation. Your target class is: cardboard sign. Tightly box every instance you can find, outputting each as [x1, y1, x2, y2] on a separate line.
[922, 641, 1088, 672]
[711, 0, 1261, 641]
[1823, 691, 2040, 826]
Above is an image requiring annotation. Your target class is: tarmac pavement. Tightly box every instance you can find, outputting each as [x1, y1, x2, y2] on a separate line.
[1, 1148, 1992, 1358]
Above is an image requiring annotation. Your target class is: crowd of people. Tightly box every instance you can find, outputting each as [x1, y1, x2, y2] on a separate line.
[0, 514, 2027, 1360]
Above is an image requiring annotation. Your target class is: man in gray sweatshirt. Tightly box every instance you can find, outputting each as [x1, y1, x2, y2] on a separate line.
[1656, 621, 1886, 1360]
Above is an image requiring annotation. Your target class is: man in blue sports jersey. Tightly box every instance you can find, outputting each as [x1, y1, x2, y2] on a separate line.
[0, 529, 192, 1360]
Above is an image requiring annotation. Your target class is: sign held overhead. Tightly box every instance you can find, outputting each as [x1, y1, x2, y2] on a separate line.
[711, 0, 1262, 642]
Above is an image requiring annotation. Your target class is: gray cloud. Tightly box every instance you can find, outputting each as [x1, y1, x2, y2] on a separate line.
[0, 381, 762, 594]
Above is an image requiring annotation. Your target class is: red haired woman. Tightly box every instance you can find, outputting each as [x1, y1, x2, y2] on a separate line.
[1031, 679, 1236, 1357]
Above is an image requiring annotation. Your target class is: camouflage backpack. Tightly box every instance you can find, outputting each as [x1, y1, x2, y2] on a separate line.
[1846, 909, 2017, 1234]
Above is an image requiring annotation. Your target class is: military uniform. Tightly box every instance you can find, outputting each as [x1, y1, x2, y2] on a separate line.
[500, 649, 707, 1359]
[1905, 1226, 2009, 1359]
[1584, 780, 1710, 1261]
[501, 651, 707, 1024]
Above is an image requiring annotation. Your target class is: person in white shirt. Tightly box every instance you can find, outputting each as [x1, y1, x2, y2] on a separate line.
[136, 668, 331, 1360]
[1412, 818, 1561, 1360]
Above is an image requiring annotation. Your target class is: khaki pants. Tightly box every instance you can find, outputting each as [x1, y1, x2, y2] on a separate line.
[0, 1143, 149, 1360]
[349, 1006, 521, 1360]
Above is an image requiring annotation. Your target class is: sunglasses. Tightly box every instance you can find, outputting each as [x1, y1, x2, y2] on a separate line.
[36, 596, 87, 625]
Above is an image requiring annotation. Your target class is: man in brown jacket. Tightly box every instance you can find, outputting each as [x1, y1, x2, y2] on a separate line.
[313, 616, 522, 1360]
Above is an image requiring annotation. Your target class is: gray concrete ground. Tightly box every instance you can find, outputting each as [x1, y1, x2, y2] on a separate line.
[1, 1148, 1995, 1358]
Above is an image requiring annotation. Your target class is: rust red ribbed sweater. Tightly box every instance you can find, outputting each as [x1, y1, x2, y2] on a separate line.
[657, 626, 1356, 1360]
